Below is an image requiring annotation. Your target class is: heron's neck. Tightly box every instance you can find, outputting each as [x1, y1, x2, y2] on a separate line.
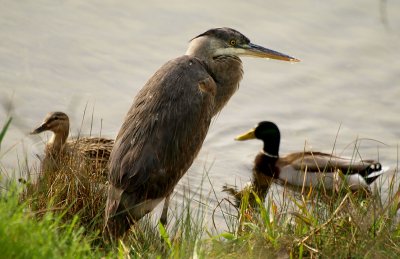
[186, 38, 243, 115]
[207, 56, 243, 115]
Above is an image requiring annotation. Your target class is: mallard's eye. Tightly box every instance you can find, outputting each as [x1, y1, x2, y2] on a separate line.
[230, 39, 236, 46]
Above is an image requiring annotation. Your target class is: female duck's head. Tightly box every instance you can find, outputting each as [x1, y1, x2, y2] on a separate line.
[31, 112, 70, 151]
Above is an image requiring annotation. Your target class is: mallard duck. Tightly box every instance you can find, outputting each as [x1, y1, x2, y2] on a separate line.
[224, 121, 387, 206]
[31, 111, 114, 180]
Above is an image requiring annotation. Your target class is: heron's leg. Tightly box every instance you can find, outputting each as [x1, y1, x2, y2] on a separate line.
[160, 194, 170, 225]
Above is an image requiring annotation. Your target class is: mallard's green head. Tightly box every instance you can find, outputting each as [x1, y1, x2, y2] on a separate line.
[235, 121, 280, 157]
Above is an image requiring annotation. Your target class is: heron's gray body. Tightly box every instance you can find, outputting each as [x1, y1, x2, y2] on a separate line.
[105, 56, 230, 236]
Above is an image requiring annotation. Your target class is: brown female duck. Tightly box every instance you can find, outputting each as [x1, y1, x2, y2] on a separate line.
[31, 111, 114, 180]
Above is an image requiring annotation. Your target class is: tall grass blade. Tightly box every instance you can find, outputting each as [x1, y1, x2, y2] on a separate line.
[0, 117, 12, 147]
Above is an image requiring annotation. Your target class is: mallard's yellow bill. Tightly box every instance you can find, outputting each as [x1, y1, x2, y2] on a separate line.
[235, 128, 256, 141]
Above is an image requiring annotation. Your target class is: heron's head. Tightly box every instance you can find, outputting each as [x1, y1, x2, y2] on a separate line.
[235, 121, 281, 155]
[186, 27, 299, 62]
[31, 111, 70, 135]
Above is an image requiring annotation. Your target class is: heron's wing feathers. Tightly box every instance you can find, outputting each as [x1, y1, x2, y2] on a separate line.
[108, 56, 216, 199]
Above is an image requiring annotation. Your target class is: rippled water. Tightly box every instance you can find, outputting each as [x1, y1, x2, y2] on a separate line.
[1, 0, 399, 230]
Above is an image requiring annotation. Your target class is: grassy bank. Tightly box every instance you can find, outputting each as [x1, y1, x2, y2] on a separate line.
[1, 117, 400, 258]
[2, 179, 400, 258]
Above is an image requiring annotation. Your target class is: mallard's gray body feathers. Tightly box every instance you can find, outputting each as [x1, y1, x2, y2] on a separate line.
[269, 151, 383, 189]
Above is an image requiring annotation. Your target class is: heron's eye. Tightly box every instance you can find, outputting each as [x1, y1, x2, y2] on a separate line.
[230, 39, 236, 46]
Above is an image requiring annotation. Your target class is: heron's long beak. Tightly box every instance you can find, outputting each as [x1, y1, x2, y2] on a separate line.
[242, 43, 300, 62]
[235, 128, 256, 141]
[30, 123, 48, 135]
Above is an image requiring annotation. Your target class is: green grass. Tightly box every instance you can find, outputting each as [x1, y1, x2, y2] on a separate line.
[1, 116, 400, 258]
[0, 186, 105, 259]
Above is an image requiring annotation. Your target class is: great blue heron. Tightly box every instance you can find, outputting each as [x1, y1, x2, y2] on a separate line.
[223, 121, 387, 207]
[31, 111, 114, 180]
[105, 27, 299, 238]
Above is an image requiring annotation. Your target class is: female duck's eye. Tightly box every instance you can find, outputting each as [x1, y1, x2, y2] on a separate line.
[230, 39, 236, 46]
